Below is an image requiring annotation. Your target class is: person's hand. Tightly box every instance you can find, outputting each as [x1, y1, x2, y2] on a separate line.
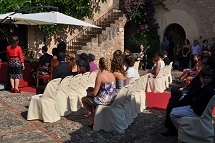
[22, 63, 25, 70]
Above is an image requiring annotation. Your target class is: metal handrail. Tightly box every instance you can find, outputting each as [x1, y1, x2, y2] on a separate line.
[67, 1, 125, 52]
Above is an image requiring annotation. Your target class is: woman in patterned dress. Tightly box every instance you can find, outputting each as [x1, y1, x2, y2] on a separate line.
[82, 57, 117, 127]
[7, 36, 24, 93]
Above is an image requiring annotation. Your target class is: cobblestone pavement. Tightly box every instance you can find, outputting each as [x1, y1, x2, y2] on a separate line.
[0, 70, 212, 143]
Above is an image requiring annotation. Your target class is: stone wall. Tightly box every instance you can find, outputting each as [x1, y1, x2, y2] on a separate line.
[77, 17, 126, 64]
[156, 0, 215, 44]
[27, 0, 116, 58]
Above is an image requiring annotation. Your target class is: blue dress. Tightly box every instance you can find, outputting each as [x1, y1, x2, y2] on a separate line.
[88, 82, 117, 106]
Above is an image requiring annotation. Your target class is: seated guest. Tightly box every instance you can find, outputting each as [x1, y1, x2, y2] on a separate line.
[162, 63, 215, 136]
[38, 46, 53, 68]
[66, 52, 78, 76]
[76, 53, 90, 73]
[111, 56, 127, 91]
[88, 53, 98, 72]
[148, 53, 165, 78]
[124, 56, 139, 83]
[51, 48, 59, 68]
[176, 55, 204, 84]
[76, 53, 90, 74]
[30, 46, 53, 80]
[36, 52, 72, 94]
[170, 68, 214, 130]
[163, 50, 170, 65]
[122, 49, 133, 60]
[113, 50, 123, 59]
[81, 57, 117, 127]
[185, 55, 208, 86]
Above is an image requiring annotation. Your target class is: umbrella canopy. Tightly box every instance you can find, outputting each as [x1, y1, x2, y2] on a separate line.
[0, 11, 99, 28]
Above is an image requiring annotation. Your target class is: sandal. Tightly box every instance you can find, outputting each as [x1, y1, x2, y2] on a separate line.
[14, 88, 21, 93]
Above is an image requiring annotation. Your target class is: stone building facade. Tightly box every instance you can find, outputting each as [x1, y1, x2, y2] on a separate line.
[155, 0, 215, 60]
[25, 0, 215, 62]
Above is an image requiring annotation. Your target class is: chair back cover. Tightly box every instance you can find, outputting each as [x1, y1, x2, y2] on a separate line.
[55, 75, 73, 116]
[87, 70, 98, 87]
[68, 74, 82, 111]
[111, 86, 128, 108]
[41, 78, 62, 100]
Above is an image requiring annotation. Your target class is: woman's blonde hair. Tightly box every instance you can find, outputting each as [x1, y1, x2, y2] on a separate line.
[99, 57, 111, 71]
[66, 52, 76, 68]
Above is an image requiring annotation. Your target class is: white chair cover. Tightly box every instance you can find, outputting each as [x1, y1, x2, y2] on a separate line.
[138, 74, 148, 111]
[163, 66, 169, 89]
[123, 80, 138, 119]
[123, 84, 134, 126]
[168, 62, 173, 84]
[56, 76, 73, 116]
[93, 86, 129, 133]
[178, 95, 215, 143]
[87, 70, 98, 87]
[68, 74, 82, 111]
[77, 72, 90, 104]
[147, 68, 165, 93]
[134, 61, 140, 71]
[27, 78, 62, 122]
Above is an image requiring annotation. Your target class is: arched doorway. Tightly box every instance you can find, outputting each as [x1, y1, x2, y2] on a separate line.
[124, 20, 137, 53]
[164, 23, 186, 62]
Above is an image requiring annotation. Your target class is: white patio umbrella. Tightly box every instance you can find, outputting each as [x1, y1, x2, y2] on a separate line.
[0, 11, 99, 28]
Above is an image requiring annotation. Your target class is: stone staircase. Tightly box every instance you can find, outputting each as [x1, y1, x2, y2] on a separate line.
[67, 3, 125, 55]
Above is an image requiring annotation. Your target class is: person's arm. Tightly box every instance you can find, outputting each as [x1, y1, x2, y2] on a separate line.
[18, 46, 25, 70]
[155, 61, 161, 76]
[186, 46, 191, 56]
[87, 74, 102, 97]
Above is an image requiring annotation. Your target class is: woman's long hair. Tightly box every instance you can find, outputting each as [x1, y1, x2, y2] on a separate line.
[11, 36, 19, 48]
[66, 52, 76, 69]
[124, 55, 135, 67]
[99, 57, 111, 71]
[111, 56, 126, 76]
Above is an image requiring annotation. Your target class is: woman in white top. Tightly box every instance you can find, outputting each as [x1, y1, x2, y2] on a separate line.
[124, 56, 139, 83]
[148, 53, 165, 78]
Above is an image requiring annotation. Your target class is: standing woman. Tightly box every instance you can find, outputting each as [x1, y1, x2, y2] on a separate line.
[181, 39, 191, 69]
[7, 36, 24, 93]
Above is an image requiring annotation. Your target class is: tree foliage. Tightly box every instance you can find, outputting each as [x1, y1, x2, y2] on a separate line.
[0, 0, 106, 35]
[125, 0, 165, 65]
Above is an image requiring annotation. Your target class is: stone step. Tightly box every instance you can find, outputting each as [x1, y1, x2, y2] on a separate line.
[118, 17, 125, 20]
[102, 30, 108, 35]
[110, 23, 116, 27]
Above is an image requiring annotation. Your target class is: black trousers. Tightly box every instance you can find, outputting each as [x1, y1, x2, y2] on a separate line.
[164, 87, 189, 133]
[141, 57, 146, 70]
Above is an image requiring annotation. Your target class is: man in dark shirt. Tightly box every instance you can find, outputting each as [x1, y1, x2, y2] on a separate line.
[163, 50, 170, 65]
[36, 52, 72, 94]
[52, 52, 72, 79]
[170, 68, 214, 129]
[56, 36, 66, 54]
[30, 46, 52, 80]
[38, 46, 53, 67]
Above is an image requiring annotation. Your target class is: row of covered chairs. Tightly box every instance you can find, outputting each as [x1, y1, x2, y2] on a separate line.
[147, 62, 173, 93]
[27, 71, 98, 122]
[93, 74, 148, 133]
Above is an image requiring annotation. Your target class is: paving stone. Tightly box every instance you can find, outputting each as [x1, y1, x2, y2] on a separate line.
[0, 129, 54, 143]
[0, 103, 5, 110]
[1, 93, 32, 108]
[0, 111, 29, 132]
